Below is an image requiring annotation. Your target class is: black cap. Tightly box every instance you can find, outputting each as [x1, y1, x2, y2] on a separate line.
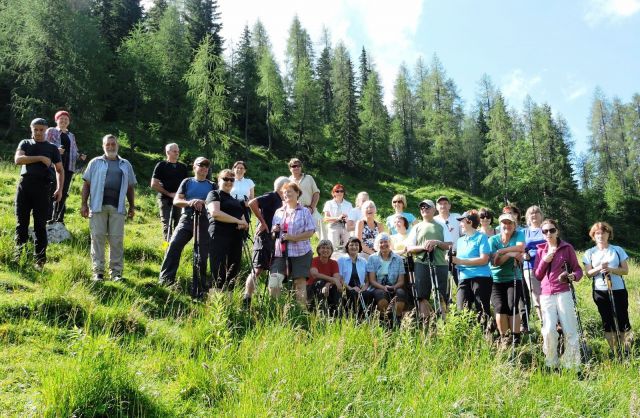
[436, 195, 450, 203]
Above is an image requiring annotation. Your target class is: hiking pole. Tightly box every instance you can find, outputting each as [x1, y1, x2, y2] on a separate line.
[563, 261, 588, 363]
[358, 291, 370, 322]
[192, 209, 202, 300]
[511, 260, 518, 357]
[163, 204, 175, 253]
[426, 250, 441, 320]
[604, 272, 624, 359]
[515, 259, 530, 337]
[406, 255, 421, 326]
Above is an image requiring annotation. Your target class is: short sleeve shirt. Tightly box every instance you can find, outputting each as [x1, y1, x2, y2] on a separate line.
[290, 174, 319, 208]
[206, 190, 246, 237]
[17, 139, 61, 179]
[230, 177, 255, 201]
[255, 191, 283, 231]
[308, 257, 339, 285]
[488, 230, 525, 283]
[152, 161, 189, 197]
[406, 221, 446, 265]
[583, 245, 629, 291]
[386, 212, 416, 234]
[456, 232, 491, 281]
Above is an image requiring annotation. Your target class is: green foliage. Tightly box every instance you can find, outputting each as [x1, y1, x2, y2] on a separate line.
[184, 35, 231, 163]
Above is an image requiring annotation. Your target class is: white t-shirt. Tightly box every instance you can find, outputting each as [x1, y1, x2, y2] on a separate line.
[323, 199, 353, 221]
[230, 177, 255, 201]
[434, 213, 462, 251]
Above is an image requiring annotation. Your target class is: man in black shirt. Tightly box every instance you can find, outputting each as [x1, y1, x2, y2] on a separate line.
[242, 176, 290, 305]
[14, 118, 64, 269]
[151, 143, 189, 240]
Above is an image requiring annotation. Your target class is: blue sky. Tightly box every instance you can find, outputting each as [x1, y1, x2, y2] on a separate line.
[216, 0, 639, 154]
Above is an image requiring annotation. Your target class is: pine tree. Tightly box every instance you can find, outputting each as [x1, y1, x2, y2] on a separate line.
[184, 0, 223, 55]
[483, 92, 514, 204]
[229, 25, 261, 151]
[256, 49, 285, 151]
[357, 47, 370, 100]
[185, 35, 231, 162]
[144, 0, 168, 31]
[92, 0, 142, 51]
[418, 55, 464, 184]
[316, 28, 333, 125]
[331, 42, 359, 168]
[359, 68, 390, 168]
[390, 64, 417, 175]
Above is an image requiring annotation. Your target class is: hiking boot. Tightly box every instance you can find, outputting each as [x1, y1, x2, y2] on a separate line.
[112, 274, 123, 282]
[34, 261, 45, 272]
[242, 295, 252, 309]
[92, 273, 104, 282]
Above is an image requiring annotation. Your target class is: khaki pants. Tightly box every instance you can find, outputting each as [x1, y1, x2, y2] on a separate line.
[90, 205, 126, 276]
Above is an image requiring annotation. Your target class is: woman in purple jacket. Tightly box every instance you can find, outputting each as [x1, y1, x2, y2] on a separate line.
[534, 219, 583, 369]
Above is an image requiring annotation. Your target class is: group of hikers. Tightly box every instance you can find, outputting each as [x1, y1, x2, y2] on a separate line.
[13, 112, 633, 370]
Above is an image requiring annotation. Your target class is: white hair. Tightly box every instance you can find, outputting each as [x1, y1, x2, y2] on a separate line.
[165, 143, 179, 152]
[361, 200, 377, 215]
[373, 232, 391, 252]
[273, 176, 290, 192]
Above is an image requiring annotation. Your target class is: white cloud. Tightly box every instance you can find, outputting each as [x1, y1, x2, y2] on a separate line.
[584, 0, 640, 26]
[500, 69, 542, 107]
[562, 74, 589, 102]
[218, 0, 425, 105]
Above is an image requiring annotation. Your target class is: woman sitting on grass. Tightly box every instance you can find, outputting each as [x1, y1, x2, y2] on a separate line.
[338, 237, 371, 316]
[307, 240, 342, 315]
[366, 233, 406, 323]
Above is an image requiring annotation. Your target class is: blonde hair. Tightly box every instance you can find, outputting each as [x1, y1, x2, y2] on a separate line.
[392, 194, 407, 207]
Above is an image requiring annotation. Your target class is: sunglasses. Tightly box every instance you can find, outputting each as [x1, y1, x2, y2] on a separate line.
[542, 227, 557, 235]
[419, 205, 431, 210]
[196, 163, 209, 167]
[221, 177, 235, 182]
[392, 200, 403, 204]
[334, 190, 344, 193]
[289, 164, 301, 168]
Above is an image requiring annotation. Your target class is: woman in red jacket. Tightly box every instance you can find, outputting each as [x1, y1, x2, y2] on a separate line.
[534, 219, 583, 370]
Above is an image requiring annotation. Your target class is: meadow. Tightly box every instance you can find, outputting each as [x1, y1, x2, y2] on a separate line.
[0, 156, 638, 417]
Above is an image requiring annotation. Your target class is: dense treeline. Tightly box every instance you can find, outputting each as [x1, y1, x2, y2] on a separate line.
[0, 0, 638, 248]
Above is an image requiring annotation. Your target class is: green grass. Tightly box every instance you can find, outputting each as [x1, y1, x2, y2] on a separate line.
[0, 158, 639, 417]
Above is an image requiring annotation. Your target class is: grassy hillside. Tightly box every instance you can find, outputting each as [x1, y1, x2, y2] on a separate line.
[0, 149, 639, 416]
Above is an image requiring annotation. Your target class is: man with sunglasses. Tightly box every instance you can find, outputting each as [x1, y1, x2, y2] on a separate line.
[287, 158, 323, 238]
[406, 199, 452, 321]
[435, 195, 463, 301]
[159, 157, 216, 292]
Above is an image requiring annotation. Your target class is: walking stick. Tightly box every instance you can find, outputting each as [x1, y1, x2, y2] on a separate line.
[563, 261, 589, 363]
[406, 255, 421, 326]
[192, 209, 202, 299]
[426, 251, 442, 320]
[604, 272, 624, 358]
[511, 260, 519, 356]
[163, 204, 175, 252]
[358, 291, 370, 322]
[515, 259, 530, 336]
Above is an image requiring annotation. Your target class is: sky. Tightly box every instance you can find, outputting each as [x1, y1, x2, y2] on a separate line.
[210, 0, 639, 155]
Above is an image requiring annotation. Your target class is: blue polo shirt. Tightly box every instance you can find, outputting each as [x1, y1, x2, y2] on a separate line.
[456, 232, 491, 281]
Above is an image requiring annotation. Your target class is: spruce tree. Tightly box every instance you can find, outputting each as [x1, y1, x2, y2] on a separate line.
[331, 42, 359, 168]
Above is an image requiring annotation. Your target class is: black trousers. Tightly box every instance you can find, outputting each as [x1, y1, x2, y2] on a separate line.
[15, 176, 52, 263]
[49, 170, 73, 223]
[159, 212, 210, 294]
[456, 277, 492, 325]
[158, 196, 181, 240]
[209, 232, 243, 291]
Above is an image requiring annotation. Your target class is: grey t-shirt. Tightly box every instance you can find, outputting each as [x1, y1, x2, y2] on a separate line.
[102, 159, 123, 207]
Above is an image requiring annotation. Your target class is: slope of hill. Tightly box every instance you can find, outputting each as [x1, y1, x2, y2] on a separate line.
[0, 147, 639, 416]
